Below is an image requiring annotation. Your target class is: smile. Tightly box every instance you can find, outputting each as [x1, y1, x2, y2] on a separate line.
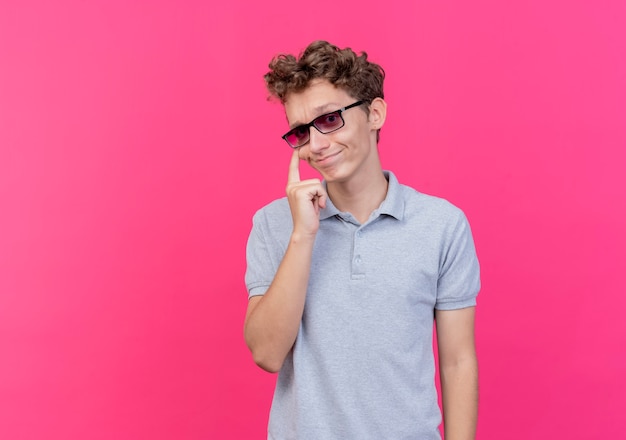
[314, 151, 341, 166]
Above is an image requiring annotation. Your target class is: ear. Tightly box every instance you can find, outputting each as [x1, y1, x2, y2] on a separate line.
[368, 97, 387, 130]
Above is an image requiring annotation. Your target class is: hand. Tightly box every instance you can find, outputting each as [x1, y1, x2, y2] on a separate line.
[286, 149, 327, 237]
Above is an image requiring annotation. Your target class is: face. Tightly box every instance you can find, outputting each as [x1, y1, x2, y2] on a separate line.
[283, 80, 386, 185]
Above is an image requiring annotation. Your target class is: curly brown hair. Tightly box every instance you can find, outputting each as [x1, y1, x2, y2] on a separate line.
[264, 40, 385, 105]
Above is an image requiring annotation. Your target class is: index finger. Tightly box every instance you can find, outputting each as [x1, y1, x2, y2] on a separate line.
[288, 149, 301, 183]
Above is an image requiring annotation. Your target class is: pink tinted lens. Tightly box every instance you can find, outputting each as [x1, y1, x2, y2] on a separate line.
[314, 112, 343, 132]
[285, 126, 309, 147]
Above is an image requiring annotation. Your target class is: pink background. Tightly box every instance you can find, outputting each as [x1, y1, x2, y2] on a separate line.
[1, 1, 625, 438]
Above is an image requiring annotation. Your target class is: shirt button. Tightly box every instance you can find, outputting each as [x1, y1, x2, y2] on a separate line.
[355, 256, 362, 264]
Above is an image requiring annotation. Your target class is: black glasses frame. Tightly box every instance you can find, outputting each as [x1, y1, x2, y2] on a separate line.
[282, 100, 365, 148]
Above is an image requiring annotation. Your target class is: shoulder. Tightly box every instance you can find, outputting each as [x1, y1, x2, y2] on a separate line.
[387, 175, 477, 252]
[385, 171, 464, 220]
[253, 197, 290, 220]
[251, 197, 293, 234]
[398, 183, 467, 226]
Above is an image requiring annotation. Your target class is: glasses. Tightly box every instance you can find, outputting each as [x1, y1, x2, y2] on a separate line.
[282, 101, 365, 148]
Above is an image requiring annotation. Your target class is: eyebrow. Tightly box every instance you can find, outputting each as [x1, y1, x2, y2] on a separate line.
[288, 103, 342, 129]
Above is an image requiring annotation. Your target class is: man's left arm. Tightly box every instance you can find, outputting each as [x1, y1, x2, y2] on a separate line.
[435, 306, 478, 440]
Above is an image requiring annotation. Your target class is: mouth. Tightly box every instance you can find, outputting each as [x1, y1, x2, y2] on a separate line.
[314, 151, 341, 166]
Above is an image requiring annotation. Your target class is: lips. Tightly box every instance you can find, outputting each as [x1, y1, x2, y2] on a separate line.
[314, 151, 341, 166]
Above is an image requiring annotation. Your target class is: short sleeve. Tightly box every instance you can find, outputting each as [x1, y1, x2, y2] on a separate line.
[435, 211, 481, 310]
[245, 206, 289, 299]
[245, 211, 272, 298]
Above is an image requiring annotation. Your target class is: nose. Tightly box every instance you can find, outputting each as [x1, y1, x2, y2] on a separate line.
[308, 126, 330, 153]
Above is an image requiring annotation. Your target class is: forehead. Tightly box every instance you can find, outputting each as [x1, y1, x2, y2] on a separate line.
[284, 80, 354, 126]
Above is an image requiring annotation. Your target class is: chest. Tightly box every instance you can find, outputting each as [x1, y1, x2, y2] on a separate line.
[301, 217, 444, 346]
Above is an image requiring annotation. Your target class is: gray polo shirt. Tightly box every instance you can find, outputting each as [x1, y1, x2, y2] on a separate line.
[245, 171, 480, 440]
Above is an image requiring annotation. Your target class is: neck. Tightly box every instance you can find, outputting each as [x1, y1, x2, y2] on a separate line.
[327, 169, 389, 224]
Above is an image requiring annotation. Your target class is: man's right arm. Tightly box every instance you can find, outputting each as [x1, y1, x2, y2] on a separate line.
[244, 150, 327, 373]
[244, 231, 315, 372]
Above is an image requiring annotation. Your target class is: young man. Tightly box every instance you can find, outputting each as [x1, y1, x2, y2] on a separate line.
[244, 41, 480, 440]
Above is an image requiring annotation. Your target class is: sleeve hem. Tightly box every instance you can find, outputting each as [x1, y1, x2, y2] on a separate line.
[248, 285, 269, 299]
[435, 296, 477, 311]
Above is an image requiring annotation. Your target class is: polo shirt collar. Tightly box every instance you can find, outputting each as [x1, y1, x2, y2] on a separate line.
[319, 171, 404, 221]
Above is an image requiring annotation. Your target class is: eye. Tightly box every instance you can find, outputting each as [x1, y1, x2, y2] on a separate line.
[316, 112, 342, 131]
[320, 113, 338, 124]
[293, 126, 308, 140]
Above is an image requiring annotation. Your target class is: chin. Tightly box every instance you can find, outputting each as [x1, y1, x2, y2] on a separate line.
[319, 170, 349, 184]
[312, 160, 352, 183]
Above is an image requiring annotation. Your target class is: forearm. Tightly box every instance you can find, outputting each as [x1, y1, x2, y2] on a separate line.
[440, 356, 478, 440]
[244, 232, 315, 372]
